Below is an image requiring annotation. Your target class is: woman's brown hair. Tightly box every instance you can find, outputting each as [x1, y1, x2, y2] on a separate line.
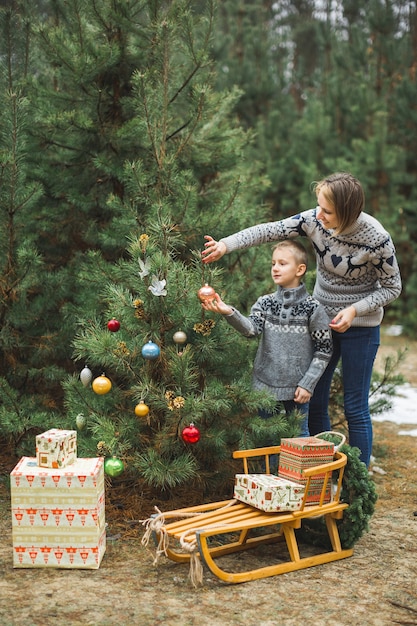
[313, 172, 365, 233]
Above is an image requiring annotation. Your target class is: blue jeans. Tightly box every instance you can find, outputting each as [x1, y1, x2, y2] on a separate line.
[259, 400, 310, 438]
[308, 326, 380, 467]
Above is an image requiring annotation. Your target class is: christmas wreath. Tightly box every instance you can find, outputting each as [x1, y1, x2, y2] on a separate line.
[298, 443, 378, 549]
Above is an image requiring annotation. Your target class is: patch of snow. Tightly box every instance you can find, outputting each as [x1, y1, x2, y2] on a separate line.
[372, 384, 417, 436]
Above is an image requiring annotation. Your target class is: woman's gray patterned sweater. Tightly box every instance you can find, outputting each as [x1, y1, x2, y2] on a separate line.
[220, 209, 402, 327]
[225, 284, 332, 401]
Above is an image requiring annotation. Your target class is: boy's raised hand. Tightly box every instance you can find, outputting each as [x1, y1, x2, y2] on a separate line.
[201, 292, 233, 315]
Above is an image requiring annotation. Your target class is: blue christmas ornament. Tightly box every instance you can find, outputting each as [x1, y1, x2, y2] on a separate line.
[141, 341, 161, 360]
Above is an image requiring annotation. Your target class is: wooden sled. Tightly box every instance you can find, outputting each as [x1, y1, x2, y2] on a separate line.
[145, 446, 353, 585]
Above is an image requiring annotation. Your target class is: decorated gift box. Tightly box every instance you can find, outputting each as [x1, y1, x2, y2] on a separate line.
[36, 428, 77, 469]
[10, 456, 106, 569]
[278, 436, 335, 504]
[234, 473, 305, 512]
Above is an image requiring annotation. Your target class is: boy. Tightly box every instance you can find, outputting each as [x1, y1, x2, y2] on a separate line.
[201, 240, 333, 436]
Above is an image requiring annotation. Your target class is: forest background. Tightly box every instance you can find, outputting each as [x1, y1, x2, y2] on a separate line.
[0, 0, 416, 498]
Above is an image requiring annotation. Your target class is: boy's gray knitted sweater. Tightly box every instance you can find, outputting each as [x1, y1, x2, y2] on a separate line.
[220, 209, 402, 326]
[225, 284, 332, 401]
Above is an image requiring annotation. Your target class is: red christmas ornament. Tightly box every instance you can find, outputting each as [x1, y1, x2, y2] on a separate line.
[197, 283, 215, 303]
[181, 423, 201, 444]
[107, 318, 120, 332]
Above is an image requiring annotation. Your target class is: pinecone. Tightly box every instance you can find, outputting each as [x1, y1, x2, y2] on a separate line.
[96, 441, 111, 457]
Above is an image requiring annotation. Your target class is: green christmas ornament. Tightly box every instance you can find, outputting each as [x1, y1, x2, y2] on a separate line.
[76, 413, 87, 430]
[104, 456, 125, 478]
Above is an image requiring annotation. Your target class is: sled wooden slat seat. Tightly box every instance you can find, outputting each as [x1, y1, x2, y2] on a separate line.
[149, 446, 354, 584]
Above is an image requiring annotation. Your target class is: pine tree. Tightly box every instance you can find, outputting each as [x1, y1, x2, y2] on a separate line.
[18, 0, 296, 495]
[0, 6, 69, 452]
[1, 0, 411, 504]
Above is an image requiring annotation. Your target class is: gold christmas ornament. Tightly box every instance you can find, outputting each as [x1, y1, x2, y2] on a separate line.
[92, 374, 112, 395]
[135, 402, 150, 417]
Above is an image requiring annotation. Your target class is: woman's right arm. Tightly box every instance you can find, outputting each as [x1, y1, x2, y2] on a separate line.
[202, 212, 313, 264]
[202, 236, 227, 263]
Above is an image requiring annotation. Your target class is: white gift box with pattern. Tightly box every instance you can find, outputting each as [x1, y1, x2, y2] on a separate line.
[10, 456, 106, 569]
[36, 428, 77, 469]
[234, 473, 305, 512]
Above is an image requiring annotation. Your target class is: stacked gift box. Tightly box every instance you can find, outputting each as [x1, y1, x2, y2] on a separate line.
[10, 429, 106, 569]
[278, 436, 334, 504]
[36, 428, 77, 469]
[234, 474, 305, 512]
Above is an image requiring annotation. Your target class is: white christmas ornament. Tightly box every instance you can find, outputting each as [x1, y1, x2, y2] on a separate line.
[173, 331, 187, 344]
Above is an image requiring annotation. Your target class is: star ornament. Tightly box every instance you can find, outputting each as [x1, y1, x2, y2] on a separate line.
[148, 275, 167, 296]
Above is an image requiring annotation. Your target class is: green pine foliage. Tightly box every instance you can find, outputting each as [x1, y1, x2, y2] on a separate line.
[31, 0, 282, 494]
[338, 444, 379, 549]
[65, 219, 286, 493]
[0, 0, 413, 514]
[0, 78, 67, 450]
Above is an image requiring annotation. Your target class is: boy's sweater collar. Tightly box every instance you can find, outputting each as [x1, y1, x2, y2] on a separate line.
[275, 283, 308, 304]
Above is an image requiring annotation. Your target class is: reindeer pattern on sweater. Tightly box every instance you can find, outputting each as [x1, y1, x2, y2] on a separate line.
[220, 208, 401, 327]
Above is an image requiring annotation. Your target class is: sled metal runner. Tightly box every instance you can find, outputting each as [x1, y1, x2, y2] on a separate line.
[152, 446, 353, 584]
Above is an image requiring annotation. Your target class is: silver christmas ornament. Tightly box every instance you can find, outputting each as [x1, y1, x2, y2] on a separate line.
[173, 331, 187, 344]
[80, 366, 93, 387]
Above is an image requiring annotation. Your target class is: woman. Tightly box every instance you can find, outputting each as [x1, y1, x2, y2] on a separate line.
[202, 172, 401, 466]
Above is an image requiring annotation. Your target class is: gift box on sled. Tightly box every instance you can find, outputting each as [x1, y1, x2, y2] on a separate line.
[278, 436, 335, 504]
[234, 473, 305, 512]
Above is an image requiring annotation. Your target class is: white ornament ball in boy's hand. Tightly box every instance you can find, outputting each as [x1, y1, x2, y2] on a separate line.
[197, 283, 215, 302]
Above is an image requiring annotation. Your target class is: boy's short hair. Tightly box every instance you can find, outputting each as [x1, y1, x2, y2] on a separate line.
[273, 240, 308, 269]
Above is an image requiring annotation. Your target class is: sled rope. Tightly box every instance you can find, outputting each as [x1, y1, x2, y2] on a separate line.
[140, 500, 238, 587]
